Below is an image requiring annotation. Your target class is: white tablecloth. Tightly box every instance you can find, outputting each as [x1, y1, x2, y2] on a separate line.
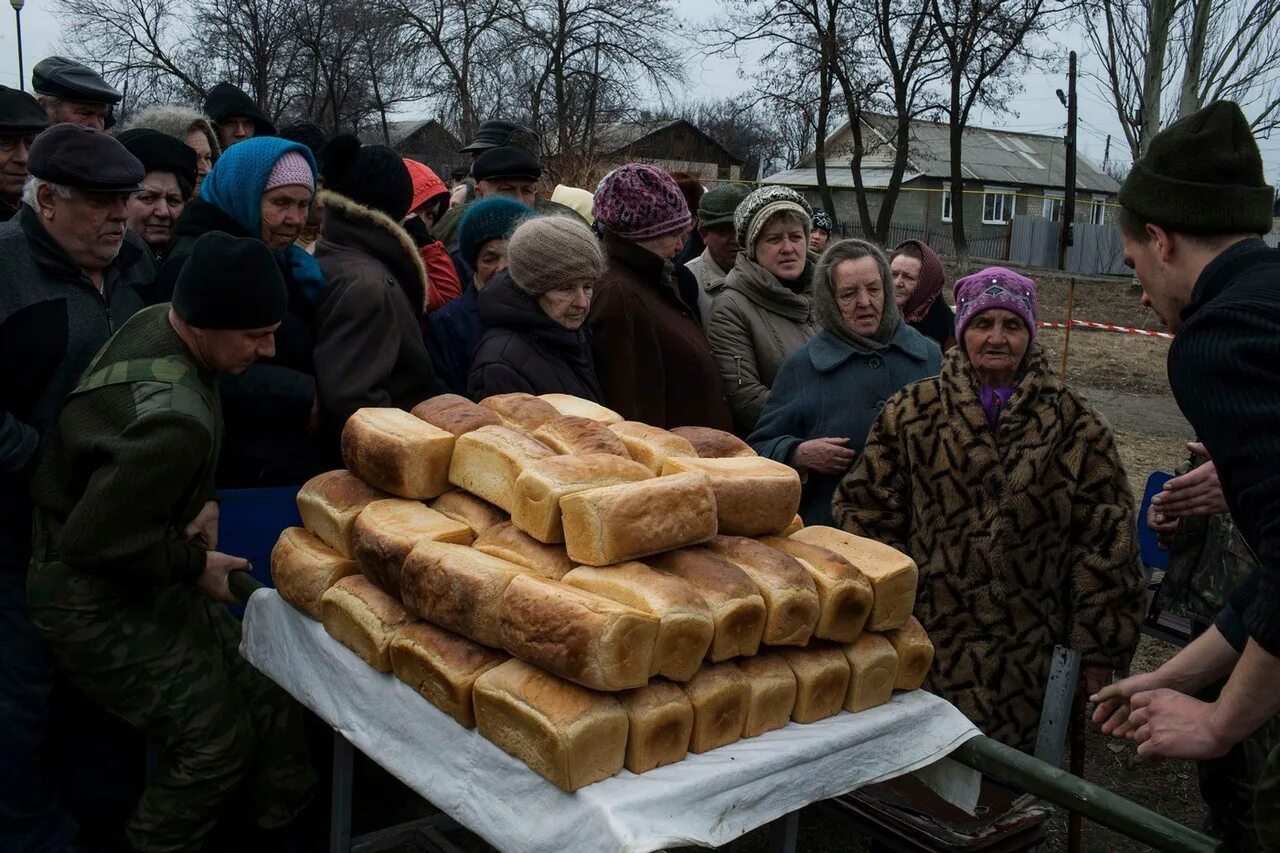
[242, 589, 980, 852]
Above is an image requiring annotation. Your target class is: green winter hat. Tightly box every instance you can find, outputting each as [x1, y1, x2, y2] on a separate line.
[1119, 100, 1274, 235]
[698, 183, 751, 229]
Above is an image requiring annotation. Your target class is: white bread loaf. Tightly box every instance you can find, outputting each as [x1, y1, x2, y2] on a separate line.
[473, 521, 573, 580]
[411, 393, 502, 436]
[842, 634, 899, 712]
[669, 426, 756, 459]
[351, 499, 474, 596]
[511, 453, 652, 544]
[681, 663, 750, 753]
[479, 393, 561, 431]
[661, 456, 801, 537]
[790, 526, 919, 631]
[883, 617, 934, 691]
[703, 536, 819, 647]
[560, 472, 718, 566]
[537, 393, 624, 424]
[389, 621, 507, 728]
[561, 563, 714, 682]
[429, 490, 509, 537]
[499, 574, 659, 691]
[761, 537, 874, 643]
[399, 541, 537, 648]
[341, 407, 455, 500]
[647, 548, 767, 661]
[617, 680, 694, 773]
[295, 470, 390, 558]
[782, 515, 804, 535]
[447, 425, 556, 513]
[320, 575, 410, 672]
[271, 526, 360, 621]
[606, 421, 698, 474]
[735, 654, 798, 738]
[532, 416, 631, 458]
[473, 659, 628, 792]
[779, 646, 851, 724]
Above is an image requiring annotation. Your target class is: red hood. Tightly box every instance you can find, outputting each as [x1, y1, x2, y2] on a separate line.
[404, 158, 449, 212]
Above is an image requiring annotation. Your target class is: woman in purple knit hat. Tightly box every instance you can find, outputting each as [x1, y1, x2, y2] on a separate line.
[833, 266, 1145, 753]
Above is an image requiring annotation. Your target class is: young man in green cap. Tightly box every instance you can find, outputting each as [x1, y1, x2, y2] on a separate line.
[685, 182, 752, 329]
[1091, 100, 1280, 849]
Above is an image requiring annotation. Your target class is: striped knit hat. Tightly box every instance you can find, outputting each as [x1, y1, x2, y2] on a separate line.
[734, 186, 813, 259]
[506, 215, 605, 295]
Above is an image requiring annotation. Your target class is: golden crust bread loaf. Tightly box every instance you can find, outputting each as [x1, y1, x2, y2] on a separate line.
[681, 663, 750, 753]
[429, 490, 509, 537]
[734, 654, 798, 738]
[532, 416, 631, 458]
[295, 470, 390, 558]
[498, 574, 660, 691]
[703, 536, 819, 647]
[782, 515, 804, 535]
[669, 426, 756, 459]
[479, 393, 561, 431]
[790, 526, 919, 631]
[647, 548, 767, 661]
[842, 634, 899, 712]
[560, 472, 718, 566]
[779, 646, 851, 724]
[661, 456, 801, 537]
[410, 393, 502, 436]
[351, 499, 474, 596]
[447, 425, 556, 513]
[606, 421, 698, 474]
[271, 526, 360, 621]
[320, 575, 410, 672]
[511, 453, 652, 544]
[537, 394, 624, 424]
[617, 680, 694, 773]
[473, 522, 574, 580]
[561, 563, 714, 682]
[883, 616, 934, 691]
[340, 407, 455, 500]
[473, 659, 628, 792]
[389, 621, 508, 728]
[399, 541, 537, 648]
[761, 537, 874, 643]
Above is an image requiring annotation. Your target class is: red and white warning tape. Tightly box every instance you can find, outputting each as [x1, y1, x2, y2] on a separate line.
[1038, 320, 1173, 340]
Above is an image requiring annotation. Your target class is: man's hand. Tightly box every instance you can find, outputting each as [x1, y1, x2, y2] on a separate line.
[182, 501, 219, 550]
[1150, 443, 1229, 519]
[792, 438, 857, 476]
[1127, 689, 1233, 760]
[1090, 670, 1168, 737]
[197, 551, 249, 603]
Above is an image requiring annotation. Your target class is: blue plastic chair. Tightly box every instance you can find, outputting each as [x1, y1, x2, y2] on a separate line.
[216, 486, 302, 591]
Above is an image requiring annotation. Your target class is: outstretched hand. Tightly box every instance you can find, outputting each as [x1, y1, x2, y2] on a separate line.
[1150, 443, 1228, 519]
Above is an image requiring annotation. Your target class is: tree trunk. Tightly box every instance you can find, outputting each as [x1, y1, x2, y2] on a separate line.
[814, 64, 838, 230]
[875, 106, 913, 244]
[948, 78, 969, 268]
[1179, 0, 1211, 117]
[1139, 0, 1175, 155]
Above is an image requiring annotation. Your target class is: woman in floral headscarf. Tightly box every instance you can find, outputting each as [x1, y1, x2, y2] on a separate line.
[890, 239, 955, 350]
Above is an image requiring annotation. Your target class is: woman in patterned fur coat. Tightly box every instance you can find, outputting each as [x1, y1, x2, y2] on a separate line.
[834, 266, 1145, 751]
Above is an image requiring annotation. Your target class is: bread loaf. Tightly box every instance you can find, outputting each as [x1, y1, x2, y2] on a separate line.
[560, 472, 718, 566]
[562, 563, 714, 681]
[661, 457, 801, 537]
[532, 416, 631, 458]
[680, 663, 750, 753]
[647, 548, 766, 661]
[607, 421, 698, 474]
[512, 453, 652, 544]
[782, 515, 804, 536]
[271, 526, 360, 620]
[617, 680, 694, 773]
[760, 537, 874, 643]
[411, 393, 502, 436]
[389, 621, 507, 728]
[473, 659, 628, 792]
[447, 425, 556, 513]
[351, 499, 474, 596]
[779, 646, 851, 724]
[399, 541, 536, 648]
[841, 634, 899, 712]
[480, 392, 561, 431]
[499, 574, 659, 691]
[537, 393, 624, 425]
[473, 522, 573, 580]
[790, 526, 919, 631]
[320, 575, 410, 672]
[735, 654, 798, 738]
[296, 470, 390, 558]
[703, 536, 818, 647]
[429, 490, 508, 537]
[669, 426, 755, 459]
[341, 407, 455, 500]
[884, 616, 934, 691]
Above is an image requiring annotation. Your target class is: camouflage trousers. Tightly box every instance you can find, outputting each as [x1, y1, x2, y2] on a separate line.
[1197, 695, 1280, 853]
[26, 561, 317, 853]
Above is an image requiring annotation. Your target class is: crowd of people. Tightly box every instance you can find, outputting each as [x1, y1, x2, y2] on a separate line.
[0, 55, 1275, 853]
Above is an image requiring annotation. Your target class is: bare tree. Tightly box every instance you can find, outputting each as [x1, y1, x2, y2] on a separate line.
[59, 0, 205, 102]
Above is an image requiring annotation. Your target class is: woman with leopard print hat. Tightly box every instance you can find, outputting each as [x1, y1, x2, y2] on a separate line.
[834, 266, 1145, 752]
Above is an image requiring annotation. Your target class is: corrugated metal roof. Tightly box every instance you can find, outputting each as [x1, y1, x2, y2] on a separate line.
[760, 167, 921, 189]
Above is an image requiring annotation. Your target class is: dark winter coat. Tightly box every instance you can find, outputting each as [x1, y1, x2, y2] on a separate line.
[910, 297, 957, 351]
[425, 284, 485, 396]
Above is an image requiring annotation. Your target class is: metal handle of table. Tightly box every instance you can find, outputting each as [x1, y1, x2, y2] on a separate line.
[952, 735, 1221, 853]
[229, 569, 264, 604]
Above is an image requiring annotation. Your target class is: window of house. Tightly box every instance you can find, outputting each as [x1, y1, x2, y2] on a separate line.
[982, 187, 1015, 225]
[1090, 194, 1109, 225]
[1042, 191, 1064, 222]
[941, 183, 953, 223]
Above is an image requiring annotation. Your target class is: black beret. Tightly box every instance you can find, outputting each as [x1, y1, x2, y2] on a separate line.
[472, 145, 542, 183]
[116, 128, 197, 193]
[28, 124, 144, 192]
[461, 119, 538, 154]
[173, 232, 289, 331]
[31, 57, 121, 105]
[0, 85, 48, 135]
[203, 82, 277, 136]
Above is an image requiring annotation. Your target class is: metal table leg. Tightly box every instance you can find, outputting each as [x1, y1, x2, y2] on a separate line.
[331, 731, 354, 853]
[765, 810, 800, 853]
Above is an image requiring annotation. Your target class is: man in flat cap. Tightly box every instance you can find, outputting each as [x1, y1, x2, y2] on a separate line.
[31, 56, 121, 132]
[0, 86, 47, 222]
[1092, 100, 1280, 850]
[27, 231, 317, 851]
[203, 81, 277, 151]
[118, 128, 199, 262]
[0, 123, 153, 849]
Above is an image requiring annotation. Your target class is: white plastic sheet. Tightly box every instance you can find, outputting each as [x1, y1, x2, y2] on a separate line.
[241, 590, 980, 852]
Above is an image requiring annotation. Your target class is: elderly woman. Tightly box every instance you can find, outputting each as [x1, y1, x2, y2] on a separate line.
[749, 239, 940, 526]
[469, 216, 604, 400]
[891, 239, 956, 350]
[117, 129, 198, 262]
[708, 186, 818, 435]
[834, 266, 1144, 751]
[120, 104, 220, 194]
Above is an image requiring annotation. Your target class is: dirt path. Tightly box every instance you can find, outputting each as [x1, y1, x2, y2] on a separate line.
[1076, 386, 1193, 440]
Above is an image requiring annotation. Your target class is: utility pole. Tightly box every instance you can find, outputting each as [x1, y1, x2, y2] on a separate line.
[10, 0, 24, 91]
[1055, 50, 1078, 271]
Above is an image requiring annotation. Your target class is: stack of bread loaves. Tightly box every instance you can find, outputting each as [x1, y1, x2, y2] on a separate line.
[271, 392, 935, 792]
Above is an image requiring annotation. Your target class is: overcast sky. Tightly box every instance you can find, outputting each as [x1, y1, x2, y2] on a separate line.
[3, 0, 1277, 179]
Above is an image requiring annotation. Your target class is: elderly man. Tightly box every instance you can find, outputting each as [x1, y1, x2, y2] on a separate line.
[31, 56, 121, 131]
[685, 183, 751, 328]
[0, 86, 47, 222]
[203, 81, 276, 150]
[0, 124, 152, 850]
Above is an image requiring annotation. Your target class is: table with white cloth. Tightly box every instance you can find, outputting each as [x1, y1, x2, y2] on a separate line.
[241, 589, 982, 853]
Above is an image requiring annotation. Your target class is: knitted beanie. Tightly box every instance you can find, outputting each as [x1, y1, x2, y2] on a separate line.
[735, 186, 813, 259]
[506, 215, 605, 296]
[458, 196, 533, 268]
[1119, 101, 1274, 234]
[173, 232, 288, 330]
[810, 209, 834, 233]
[319, 135, 413, 220]
[593, 164, 692, 240]
[279, 121, 327, 156]
[954, 267, 1038, 343]
[200, 136, 317, 236]
[264, 150, 315, 193]
[698, 184, 751, 229]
